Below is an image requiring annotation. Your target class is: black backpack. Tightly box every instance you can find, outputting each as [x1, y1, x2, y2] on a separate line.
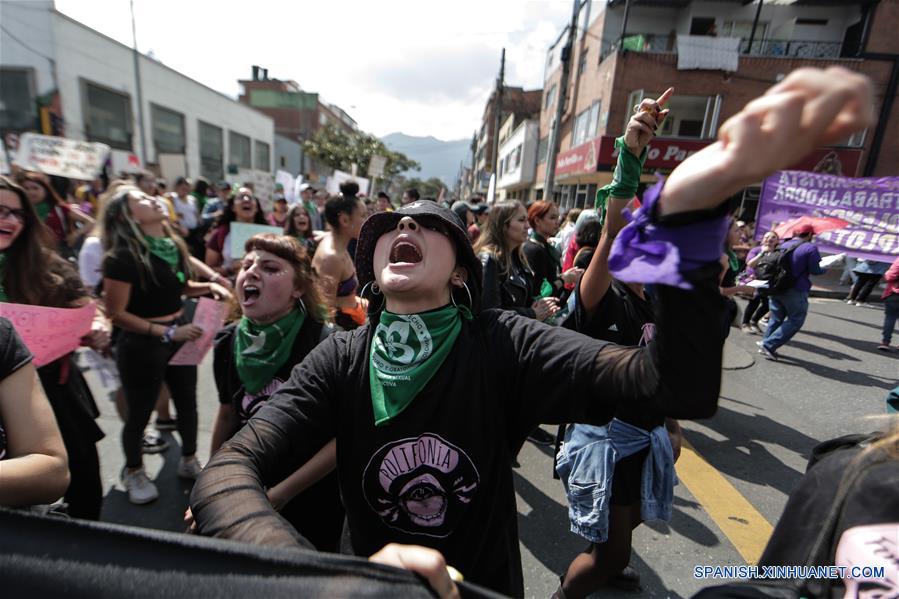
[754, 242, 805, 295]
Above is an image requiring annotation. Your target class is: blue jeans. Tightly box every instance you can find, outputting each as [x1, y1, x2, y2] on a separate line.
[763, 288, 810, 352]
[883, 295, 899, 345]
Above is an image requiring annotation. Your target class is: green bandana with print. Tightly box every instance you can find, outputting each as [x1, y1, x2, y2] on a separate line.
[34, 200, 51, 222]
[0, 252, 7, 302]
[144, 235, 186, 283]
[234, 308, 305, 395]
[369, 304, 471, 426]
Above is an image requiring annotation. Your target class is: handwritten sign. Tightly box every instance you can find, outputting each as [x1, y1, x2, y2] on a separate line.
[14, 133, 109, 180]
[169, 298, 226, 366]
[0, 302, 96, 367]
[229, 222, 282, 258]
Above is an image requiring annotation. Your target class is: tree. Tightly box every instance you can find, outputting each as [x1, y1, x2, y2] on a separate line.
[401, 176, 445, 199]
[303, 125, 420, 180]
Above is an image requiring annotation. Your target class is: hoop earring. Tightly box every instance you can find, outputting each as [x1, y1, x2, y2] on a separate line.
[296, 296, 307, 317]
[359, 281, 382, 298]
[451, 282, 473, 310]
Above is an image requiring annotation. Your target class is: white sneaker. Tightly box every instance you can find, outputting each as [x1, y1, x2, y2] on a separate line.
[177, 456, 203, 480]
[122, 468, 159, 504]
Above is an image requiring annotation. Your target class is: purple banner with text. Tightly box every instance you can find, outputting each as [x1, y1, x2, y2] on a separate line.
[757, 171, 899, 262]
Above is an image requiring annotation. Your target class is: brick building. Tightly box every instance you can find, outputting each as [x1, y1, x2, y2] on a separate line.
[468, 86, 542, 197]
[535, 0, 899, 217]
[237, 66, 358, 181]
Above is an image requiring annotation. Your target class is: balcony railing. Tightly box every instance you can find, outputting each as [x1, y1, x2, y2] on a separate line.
[603, 33, 844, 61]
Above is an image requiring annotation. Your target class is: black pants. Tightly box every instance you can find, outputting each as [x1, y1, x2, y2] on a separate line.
[117, 332, 198, 469]
[38, 360, 104, 520]
[848, 273, 882, 303]
[742, 294, 770, 325]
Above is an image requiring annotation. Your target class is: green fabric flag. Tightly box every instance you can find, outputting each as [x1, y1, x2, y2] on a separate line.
[595, 136, 647, 227]
[726, 248, 740, 274]
[0, 252, 7, 302]
[539, 279, 554, 299]
[190, 191, 207, 214]
[144, 235, 186, 283]
[34, 200, 51, 222]
[234, 308, 305, 395]
[369, 304, 470, 426]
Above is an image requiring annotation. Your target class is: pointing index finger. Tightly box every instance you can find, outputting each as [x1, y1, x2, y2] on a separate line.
[656, 87, 674, 108]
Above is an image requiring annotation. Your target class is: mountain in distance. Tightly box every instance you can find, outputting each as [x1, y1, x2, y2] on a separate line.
[380, 132, 470, 186]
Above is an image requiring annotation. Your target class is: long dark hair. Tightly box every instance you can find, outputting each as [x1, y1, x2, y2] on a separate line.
[0, 176, 83, 307]
[283, 204, 315, 239]
[101, 187, 193, 290]
[473, 199, 530, 275]
[213, 188, 266, 229]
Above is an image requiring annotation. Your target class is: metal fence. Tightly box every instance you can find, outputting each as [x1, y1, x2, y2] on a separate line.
[601, 34, 843, 61]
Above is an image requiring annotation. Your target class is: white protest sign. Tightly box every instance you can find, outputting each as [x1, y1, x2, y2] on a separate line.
[0, 140, 9, 175]
[110, 149, 143, 174]
[14, 133, 109, 180]
[229, 222, 283, 258]
[368, 154, 387, 177]
[326, 169, 369, 195]
[275, 170, 296, 203]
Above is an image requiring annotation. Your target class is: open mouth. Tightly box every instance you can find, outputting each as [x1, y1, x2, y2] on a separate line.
[389, 239, 423, 265]
[241, 285, 261, 305]
[0, 224, 16, 238]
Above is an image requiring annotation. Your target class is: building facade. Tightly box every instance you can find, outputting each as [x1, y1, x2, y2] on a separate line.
[536, 0, 899, 217]
[0, 0, 274, 184]
[496, 116, 539, 203]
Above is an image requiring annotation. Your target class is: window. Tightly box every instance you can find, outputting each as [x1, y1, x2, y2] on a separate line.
[572, 100, 601, 147]
[151, 104, 185, 155]
[0, 69, 36, 131]
[578, 47, 587, 76]
[198, 121, 223, 182]
[319, 113, 327, 126]
[537, 136, 548, 163]
[254, 140, 270, 172]
[82, 81, 132, 150]
[544, 84, 557, 110]
[626, 90, 720, 139]
[228, 131, 251, 169]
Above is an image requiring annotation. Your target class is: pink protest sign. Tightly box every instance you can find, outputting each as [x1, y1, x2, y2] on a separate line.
[0, 301, 96, 367]
[169, 298, 226, 366]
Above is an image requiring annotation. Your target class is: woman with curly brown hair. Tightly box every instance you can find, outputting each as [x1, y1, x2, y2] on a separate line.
[207, 233, 342, 551]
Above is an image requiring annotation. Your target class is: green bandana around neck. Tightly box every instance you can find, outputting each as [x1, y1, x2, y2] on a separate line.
[369, 304, 471, 426]
[726, 248, 740, 273]
[35, 200, 51, 222]
[144, 235, 186, 283]
[234, 308, 305, 395]
[595, 136, 647, 227]
[0, 252, 8, 302]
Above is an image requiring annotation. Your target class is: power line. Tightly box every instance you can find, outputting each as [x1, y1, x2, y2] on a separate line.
[0, 23, 55, 62]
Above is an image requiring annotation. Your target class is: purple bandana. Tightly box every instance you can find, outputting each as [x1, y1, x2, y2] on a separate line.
[609, 178, 729, 289]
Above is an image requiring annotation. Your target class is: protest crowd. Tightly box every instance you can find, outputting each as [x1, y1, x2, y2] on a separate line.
[2, 66, 899, 599]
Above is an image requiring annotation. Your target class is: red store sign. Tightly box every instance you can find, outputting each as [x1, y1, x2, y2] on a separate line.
[556, 136, 863, 177]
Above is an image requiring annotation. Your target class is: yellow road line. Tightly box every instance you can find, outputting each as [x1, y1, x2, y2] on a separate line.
[675, 439, 774, 565]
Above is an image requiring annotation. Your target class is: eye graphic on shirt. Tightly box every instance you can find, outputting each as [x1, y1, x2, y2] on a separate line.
[362, 433, 479, 538]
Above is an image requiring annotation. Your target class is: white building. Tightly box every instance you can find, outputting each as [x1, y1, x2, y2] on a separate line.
[496, 117, 539, 203]
[0, 0, 274, 183]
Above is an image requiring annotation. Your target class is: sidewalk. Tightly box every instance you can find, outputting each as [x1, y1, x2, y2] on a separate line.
[809, 268, 886, 301]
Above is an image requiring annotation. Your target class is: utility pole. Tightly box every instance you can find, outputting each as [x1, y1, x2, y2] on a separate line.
[130, 0, 148, 166]
[747, 0, 764, 54]
[488, 48, 505, 202]
[543, 0, 580, 202]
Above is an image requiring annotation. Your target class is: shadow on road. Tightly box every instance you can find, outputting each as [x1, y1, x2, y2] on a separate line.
[683, 406, 814, 497]
[775, 355, 895, 392]
[800, 329, 899, 357]
[101, 432, 195, 533]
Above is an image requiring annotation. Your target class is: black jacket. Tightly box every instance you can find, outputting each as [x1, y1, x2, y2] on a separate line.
[191, 264, 725, 597]
[522, 238, 563, 297]
[479, 250, 538, 318]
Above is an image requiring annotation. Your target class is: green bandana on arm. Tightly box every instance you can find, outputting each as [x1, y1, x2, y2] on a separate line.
[595, 136, 647, 226]
[144, 235, 187, 283]
[234, 308, 305, 395]
[0, 252, 7, 302]
[726, 248, 740, 274]
[369, 304, 471, 426]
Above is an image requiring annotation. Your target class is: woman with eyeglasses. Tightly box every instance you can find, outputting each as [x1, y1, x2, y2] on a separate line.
[0, 176, 109, 519]
[189, 68, 872, 597]
[205, 187, 267, 278]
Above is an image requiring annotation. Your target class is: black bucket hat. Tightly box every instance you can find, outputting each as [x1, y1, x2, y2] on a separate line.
[355, 201, 482, 312]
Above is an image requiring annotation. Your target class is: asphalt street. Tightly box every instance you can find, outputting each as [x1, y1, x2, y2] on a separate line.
[82, 296, 897, 598]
